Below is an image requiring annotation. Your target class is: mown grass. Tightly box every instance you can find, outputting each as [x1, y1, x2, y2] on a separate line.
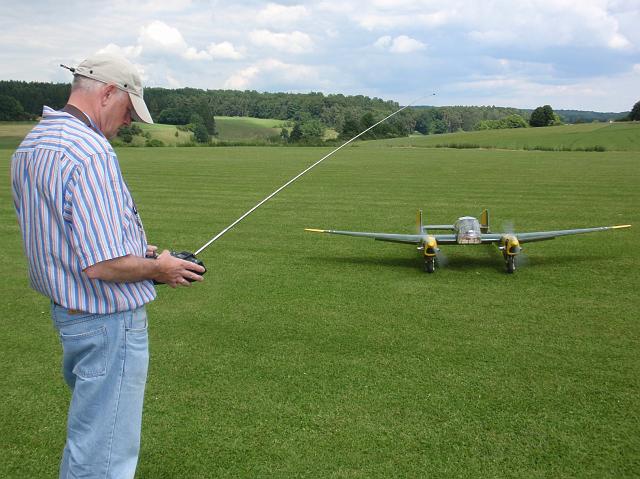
[375, 122, 640, 152]
[136, 122, 193, 146]
[0, 116, 288, 147]
[213, 116, 286, 142]
[1, 129, 639, 477]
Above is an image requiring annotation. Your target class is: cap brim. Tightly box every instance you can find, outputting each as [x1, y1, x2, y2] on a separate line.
[129, 92, 153, 124]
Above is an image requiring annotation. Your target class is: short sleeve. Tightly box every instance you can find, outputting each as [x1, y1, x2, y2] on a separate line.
[67, 154, 129, 269]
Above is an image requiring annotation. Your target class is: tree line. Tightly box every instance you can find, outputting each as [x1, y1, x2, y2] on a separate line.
[1, 80, 637, 144]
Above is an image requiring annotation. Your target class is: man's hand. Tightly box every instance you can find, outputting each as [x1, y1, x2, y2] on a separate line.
[84, 249, 205, 286]
[152, 250, 205, 288]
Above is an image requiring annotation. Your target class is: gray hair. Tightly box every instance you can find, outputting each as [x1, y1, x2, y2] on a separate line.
[71, 76, 127, 99]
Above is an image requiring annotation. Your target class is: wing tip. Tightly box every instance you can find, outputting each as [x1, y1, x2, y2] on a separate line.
[612, 224, 632, 229]
[304, 228, 327, 233]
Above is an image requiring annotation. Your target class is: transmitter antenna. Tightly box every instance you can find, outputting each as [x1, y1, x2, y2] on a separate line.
[194, 94, 434, 255]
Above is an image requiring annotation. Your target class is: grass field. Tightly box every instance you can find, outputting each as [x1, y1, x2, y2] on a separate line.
[374, 122, 640, 152]
[0, 116, 288, 147]
[214, 116, 286, 142]
[1, 125, 639, 477]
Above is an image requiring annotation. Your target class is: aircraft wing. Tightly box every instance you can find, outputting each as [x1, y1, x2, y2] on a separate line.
[514, 225, 630, 243]
[305, 229, 425, 244]
[305, 229, 461, 245]
[477, 225, 631, 244]
[431, 234, 458, 244]
[479, 234, 505, 243]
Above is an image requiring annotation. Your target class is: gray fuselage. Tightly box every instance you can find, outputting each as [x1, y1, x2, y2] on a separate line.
[455, 216, 482, 244]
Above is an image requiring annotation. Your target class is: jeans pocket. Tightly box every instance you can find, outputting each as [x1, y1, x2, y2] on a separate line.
[60, 326, 108, 379]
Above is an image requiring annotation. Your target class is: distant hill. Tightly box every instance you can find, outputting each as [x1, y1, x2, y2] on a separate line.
[3, 119, 638, 151]
[554, 109, 628, 123]
[0, 79, 633, 145]
[414, 105, 629, 124]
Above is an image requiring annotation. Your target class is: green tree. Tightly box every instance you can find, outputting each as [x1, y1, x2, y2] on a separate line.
[0, 94, 27, 120]
[529, 107, 546, 127]
[195, 99, 217, 135]
[117, 124, 144, 143]
[339, 115, 360, 140]
[530, 105, 556, 127]
[193, 121, 210, 143]
[118, 128, 133, 143]
[280, 127, 289, 142]
[630, 100, 640, 121]
[503, 114, 528, 128]
[300, 119, 325, 143]
[189, 113, 210, 143]
[158, 107, 191, 125]
[542, 105, 554, 122]
[430, 118, 447, 134]
[289, 122, 303, 143]
[359, 112, 376, 139]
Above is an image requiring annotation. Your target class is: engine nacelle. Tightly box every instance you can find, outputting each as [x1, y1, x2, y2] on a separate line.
[423, 236, 439, 257]
[500, 234, 521, 256]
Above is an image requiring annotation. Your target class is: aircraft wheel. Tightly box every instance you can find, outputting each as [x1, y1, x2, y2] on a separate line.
[506, 256, 516, 274]
[424, 257, 435, 273]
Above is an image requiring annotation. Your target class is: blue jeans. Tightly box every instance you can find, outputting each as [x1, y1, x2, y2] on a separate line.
[51, 303, 149, 479]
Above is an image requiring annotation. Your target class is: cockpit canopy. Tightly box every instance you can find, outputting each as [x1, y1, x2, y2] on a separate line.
[455, 216, 481, 244]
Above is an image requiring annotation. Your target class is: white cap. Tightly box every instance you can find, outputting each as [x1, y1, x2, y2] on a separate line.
[70, 53, 153, 124]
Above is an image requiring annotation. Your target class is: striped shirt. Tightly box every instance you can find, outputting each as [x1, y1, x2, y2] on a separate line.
[11, 106, 156, 314]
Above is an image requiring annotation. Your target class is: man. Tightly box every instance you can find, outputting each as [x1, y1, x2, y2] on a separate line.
[11, 53, 205, 478]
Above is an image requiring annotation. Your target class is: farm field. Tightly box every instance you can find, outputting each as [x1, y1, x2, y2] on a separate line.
[0, 116, 288, 147]
[375, 121, 640, 152]
[1, 130, 639, 477]
[206, 116, 286, 142]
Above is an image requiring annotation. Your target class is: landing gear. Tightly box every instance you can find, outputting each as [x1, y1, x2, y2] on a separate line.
[424, 256, 436, 273]
[505, 255, 516, 274]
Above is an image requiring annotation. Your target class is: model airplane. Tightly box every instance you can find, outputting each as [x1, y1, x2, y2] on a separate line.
[305, 210, 631, 273]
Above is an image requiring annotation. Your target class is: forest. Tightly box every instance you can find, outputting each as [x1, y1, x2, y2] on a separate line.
[0, 80, 629, 142]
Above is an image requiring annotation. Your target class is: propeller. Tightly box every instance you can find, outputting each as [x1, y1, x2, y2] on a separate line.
[436, 248, 449, 268]
[500, 220, 529, 268]
[501, 220, 515, 234]
[515, 251, 529, 267]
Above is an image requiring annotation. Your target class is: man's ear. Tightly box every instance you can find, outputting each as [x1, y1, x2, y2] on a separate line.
[100, 84, 118, 106]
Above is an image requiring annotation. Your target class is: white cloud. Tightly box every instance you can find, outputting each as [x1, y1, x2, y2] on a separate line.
[134, 21, 243, 61]
[257, 3, 309, 27]
[98, 43, 142, 59]
[249, 29, 313, 54]
[468, 30, 518, 45]
[1, 1, 638, 109]
[207, 41, 244, 60]
[183, 46, 211, 61]
[374, 36, 392, 49]
[608, 32, 631, 50]
[224, 65, 261, 90]
[138, 21, 189, 55]
[114, 0, 193, 13]
[224, 58, 319, 90]
[375, 35, 426, 53]
[389, 35, 426, 53]
[450, 63, 640, 111]
[358, 10, 453, 30]
[165, 73, 182, 88]
[462, 0, 635, 51]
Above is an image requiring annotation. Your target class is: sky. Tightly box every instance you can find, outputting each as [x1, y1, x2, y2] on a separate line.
[1, 0, 638, 112]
